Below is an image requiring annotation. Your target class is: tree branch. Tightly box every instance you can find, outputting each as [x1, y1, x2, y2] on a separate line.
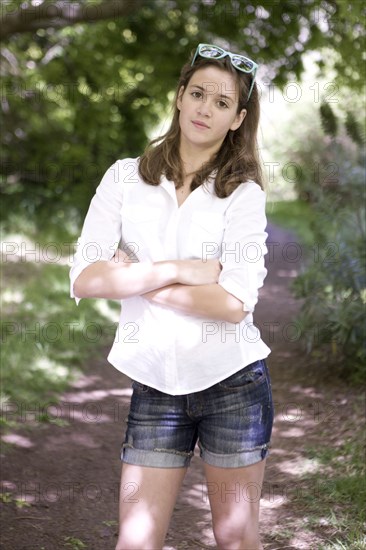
[0, 0, 145, 41]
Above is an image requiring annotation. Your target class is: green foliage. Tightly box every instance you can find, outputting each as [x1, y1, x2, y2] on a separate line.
[319, 100, 365, 145]
[267, 195, 366, 382]
[0, 260, 118, 424]
[345, 111, 365, 146]
[289, 131, 366, 381]
[277, 98, 364, 205]
[267, 69, 366, 382]
[1, 0, 365, 237]
[63, 537, 86, 549]
[320, 102, 338, 137]
[266, 199, 317, 247]
[301, 427, 366, 549]
[292, 206, 366, 381]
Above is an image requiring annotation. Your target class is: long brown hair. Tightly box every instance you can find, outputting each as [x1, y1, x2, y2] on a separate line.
[138, 52, 264, 197]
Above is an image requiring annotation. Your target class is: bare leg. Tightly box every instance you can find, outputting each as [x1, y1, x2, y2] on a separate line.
[115, 463, 187, 550]
[204, 459, 266, 550]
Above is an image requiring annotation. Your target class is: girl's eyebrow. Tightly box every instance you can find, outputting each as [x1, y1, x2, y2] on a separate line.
[188, 84, 235, 103]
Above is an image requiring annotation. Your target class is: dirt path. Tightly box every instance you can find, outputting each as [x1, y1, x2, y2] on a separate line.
[0, 224, 358, 549]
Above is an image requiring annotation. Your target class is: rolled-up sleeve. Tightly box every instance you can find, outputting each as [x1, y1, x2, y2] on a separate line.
[218, 182, 268, 313]
[69, 160, 124, 304]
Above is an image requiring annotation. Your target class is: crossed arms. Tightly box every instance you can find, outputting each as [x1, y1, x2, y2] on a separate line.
[72, 250, 247, 324]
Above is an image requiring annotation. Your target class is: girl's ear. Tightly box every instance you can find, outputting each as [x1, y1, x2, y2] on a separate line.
[230, 108, 247, 132]
[177, 86, 185, 111]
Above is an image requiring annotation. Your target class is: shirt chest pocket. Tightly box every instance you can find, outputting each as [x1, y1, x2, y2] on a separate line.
[187, 211, 225, 260]
[122, 206, 162, 257]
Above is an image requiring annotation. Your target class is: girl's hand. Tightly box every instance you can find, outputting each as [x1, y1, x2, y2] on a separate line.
[176, 259, 222, 286]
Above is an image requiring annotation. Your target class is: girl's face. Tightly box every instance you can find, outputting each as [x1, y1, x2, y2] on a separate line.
[177, 65, 246, 154]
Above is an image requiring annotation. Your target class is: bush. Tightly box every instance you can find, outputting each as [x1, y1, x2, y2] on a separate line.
[266, 85, 366, 382]
[290, 140, 366, 382]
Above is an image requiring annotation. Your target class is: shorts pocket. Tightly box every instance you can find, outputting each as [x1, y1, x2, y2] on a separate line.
[218, 360, 266, 391]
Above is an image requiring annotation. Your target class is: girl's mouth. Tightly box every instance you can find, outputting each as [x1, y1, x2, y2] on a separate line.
[192, 120, 210, 129]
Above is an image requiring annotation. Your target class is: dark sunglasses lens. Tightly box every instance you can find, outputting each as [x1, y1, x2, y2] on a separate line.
[200, 45, 224, 59]
[232, 55, 254, 72]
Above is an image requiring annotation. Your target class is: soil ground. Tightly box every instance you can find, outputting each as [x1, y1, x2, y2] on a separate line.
[0, 224, 360, 549]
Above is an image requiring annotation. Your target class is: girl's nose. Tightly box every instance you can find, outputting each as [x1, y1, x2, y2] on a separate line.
[197, 98, 212, 117]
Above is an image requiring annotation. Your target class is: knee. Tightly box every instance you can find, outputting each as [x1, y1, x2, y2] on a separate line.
[213, 521, 261, 550]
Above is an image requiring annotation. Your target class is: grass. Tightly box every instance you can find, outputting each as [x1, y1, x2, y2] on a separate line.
[1, 257, 119, 427]
[63, 536, 87, 549]
[263, 398, 366, 550]
[293, 399, 366, 549]
[266, 198, 317, 246]
[319, 539, 366, 550]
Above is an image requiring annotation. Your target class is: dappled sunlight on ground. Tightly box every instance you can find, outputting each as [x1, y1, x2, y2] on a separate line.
[1, 434, 34, 448]
[275, 457, 321, 476]
[60, 388, 131, 404]
[277, 426, 306, 438]
[276, 269, 299, 278]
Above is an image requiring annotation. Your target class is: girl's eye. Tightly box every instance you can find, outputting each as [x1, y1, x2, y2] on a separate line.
[218, 100, 229, 108]
[191, 91, 202, 99]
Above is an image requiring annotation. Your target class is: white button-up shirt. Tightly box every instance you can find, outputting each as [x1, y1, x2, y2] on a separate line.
[70, 157, 271, 395]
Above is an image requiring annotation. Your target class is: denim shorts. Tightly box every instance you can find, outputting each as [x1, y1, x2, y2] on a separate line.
[121, 359, 274, 469]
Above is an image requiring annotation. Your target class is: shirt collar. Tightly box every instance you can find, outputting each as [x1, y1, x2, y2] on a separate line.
[159, 170, 217, 195]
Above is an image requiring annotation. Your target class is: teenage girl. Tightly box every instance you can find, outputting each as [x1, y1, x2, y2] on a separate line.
[70, 43, 274, 550]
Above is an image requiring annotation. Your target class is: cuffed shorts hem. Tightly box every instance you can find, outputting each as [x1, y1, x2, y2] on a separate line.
[121, 445, 192, 468]
[199, 442, 271, 468]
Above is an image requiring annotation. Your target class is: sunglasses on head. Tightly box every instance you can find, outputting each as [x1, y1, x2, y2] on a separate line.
[191, 43, 258, 101]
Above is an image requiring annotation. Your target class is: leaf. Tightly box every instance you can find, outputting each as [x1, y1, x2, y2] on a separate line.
[319, 102, 338, 137]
